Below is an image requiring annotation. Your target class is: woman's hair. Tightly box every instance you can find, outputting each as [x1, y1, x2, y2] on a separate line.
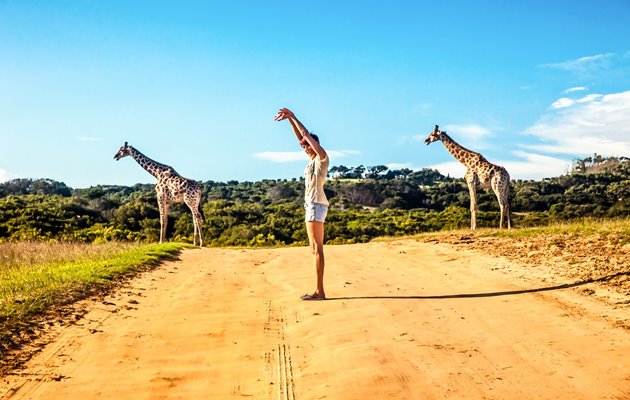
[300, 132, 320, 148]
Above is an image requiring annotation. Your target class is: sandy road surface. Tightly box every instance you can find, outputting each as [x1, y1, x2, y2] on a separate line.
[2, 240, 629, 399]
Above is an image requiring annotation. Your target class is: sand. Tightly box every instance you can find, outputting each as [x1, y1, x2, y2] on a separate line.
[2, 240, 629, 399]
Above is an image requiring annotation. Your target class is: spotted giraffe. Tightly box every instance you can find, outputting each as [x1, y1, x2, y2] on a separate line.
[424, 125, 511, 229]
[114, 142, 204, 246]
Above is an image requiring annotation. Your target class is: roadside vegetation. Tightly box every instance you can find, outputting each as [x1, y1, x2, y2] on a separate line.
[409, 217, 630, 298]
[484, 216, 630, 242]
[0, 156, 627, 246]
[378, 216, 630, 242]
[0, 242, 187, 359]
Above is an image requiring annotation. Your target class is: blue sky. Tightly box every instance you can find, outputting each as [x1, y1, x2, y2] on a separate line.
[1, 1, 629, 188]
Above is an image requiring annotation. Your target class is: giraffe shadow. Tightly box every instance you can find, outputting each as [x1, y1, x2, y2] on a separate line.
[325, 272, 628, 301]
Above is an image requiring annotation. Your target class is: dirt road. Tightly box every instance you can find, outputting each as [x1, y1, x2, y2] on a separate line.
[2, 240, 629, 399]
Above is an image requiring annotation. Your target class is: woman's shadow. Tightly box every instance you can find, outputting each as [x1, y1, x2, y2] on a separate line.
[325, 272, 628, 301]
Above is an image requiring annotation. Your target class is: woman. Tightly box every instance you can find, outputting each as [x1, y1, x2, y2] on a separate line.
[275, 107, 329, 300]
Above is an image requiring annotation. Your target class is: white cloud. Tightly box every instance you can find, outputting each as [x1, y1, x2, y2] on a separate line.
[525, 90, 630, 156]
[542, 53, 614, 72]
[427, 152, 572, 181]
[500, 152, 572, 180]
[550, 98, 575, 109]
[563, 86, 588, 94]
[440, 124, 494, 149]
[428, 161, 466, 179]
[254, 149, 359, 163]
[442, 124, 491, 140]
[577, 93, 604, 103]
[551, 94, 603, 109]
[0, 169, 19, 183]
[415, 91, 629, 181]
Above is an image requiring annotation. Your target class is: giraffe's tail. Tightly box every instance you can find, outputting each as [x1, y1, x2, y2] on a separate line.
[198, 201, 205, 223]
[198, 184, 207, 223]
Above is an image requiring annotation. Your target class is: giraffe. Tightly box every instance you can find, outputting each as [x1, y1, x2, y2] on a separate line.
[424, 125, 511, 230]
[114, 142, 204, 246]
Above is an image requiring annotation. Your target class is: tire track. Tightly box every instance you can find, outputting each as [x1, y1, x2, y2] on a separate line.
[264, 300, 296, 400]
[277, 344, 296, 400]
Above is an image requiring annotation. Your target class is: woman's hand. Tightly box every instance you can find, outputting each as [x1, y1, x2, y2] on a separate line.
[274, 108, 295, 121]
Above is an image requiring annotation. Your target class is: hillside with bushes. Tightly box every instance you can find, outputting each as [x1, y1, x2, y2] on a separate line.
[0, 157, 627, 246]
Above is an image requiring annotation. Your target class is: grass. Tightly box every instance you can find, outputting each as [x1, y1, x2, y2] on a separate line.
[372, 216, 630, 245]
[479, 217, 630, 244]
[0, 241, 190, 347]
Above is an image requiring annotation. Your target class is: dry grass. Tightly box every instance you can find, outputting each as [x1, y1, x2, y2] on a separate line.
[411, 217, 630, 296]
[486, 217, 630, 243]
[0, 241, 188, 362]
[0, 241, 138, 271]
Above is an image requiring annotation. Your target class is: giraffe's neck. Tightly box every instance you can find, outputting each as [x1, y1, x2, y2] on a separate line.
[128, 147, 172, 179]
[439, 132, 480, 166]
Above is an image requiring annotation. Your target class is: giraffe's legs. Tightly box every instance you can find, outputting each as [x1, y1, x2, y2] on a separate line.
[157, 198, 169, 244]
[191, 207, 204, 247]
[185, 195, 204, 247]
[465, 172, 478, 230]
[492, 174, 511, 229]
[499, 194, 511, 229]
[502, 182, 511, 230]
[192, 213, 198, 246]
[497, 196, 506, 229]
[494, 190, 508, 229]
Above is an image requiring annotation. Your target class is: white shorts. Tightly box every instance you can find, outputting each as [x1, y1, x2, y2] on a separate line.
[304, 203, 328, 223]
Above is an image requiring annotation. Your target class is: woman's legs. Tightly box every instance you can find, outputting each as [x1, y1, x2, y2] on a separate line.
[305, 221, 325, 298]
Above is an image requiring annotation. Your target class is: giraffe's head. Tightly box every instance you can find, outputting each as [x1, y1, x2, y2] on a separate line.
[114, 142, 132, 160]
[424, 125, 443, 145]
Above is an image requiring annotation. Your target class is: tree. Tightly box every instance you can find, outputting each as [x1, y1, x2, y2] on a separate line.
[352, 165, 366, 178]
[0, 178, 72, 197]
[365, 165, 389, 179]
[0, 156, 627, 243]
[336, 165, 350, 176]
